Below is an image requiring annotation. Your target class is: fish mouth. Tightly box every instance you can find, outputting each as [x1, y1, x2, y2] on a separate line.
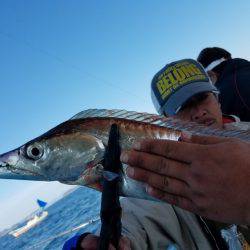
[0, 150, 45, 181]
[0, 163, 46, 180]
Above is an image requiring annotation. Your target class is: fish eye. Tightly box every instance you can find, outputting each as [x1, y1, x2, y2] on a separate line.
[26, 144, 44, 160]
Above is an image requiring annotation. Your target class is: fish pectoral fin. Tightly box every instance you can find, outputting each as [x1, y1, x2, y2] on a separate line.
[60, 163, 104, 191]
[72, 176, 103, 192]
[59, 177, 103, 192]
[62, 165, 103, 191]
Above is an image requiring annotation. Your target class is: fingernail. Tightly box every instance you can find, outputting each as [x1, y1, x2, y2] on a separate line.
[120, 152, 128, 163]
[126, 167, 134, 177]
[133, 141, 141, 150]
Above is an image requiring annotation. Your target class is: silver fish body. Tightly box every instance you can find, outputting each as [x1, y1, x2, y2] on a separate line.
[1, 109, 250, 200]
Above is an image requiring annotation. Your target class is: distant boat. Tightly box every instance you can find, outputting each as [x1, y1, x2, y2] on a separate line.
[9, 199, 48, 238]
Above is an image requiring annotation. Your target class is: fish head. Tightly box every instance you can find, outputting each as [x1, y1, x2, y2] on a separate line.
[0, 132, 105, 183]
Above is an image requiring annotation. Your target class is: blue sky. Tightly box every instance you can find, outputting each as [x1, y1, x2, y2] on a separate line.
[0, 0, 250, 230]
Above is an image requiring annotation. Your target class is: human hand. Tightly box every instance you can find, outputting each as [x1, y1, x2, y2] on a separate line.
[121, 134, 250, 225]
[80, 234, 131, 250]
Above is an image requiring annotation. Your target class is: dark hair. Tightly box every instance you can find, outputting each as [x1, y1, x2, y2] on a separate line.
[197, 47, 232, 69]
[179, 91, 218, 112]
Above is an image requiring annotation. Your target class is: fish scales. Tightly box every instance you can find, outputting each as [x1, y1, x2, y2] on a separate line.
[0, 109, 250, 200]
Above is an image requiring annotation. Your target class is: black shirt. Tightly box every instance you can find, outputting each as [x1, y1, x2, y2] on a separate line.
[216, 58, 250, 121]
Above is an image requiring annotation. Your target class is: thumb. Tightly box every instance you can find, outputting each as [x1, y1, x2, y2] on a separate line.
[181, 132, 232, 145]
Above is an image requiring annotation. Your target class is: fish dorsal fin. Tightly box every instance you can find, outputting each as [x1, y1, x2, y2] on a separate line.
[70, 109, 165, 122]
[70, 109, 250, 141]
[70, 109, 188, 129]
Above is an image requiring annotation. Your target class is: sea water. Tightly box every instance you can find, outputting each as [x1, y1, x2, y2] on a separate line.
[0, 187, 101, 249]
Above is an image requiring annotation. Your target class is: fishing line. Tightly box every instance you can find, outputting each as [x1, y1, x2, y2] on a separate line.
[0, 30, 148, 104]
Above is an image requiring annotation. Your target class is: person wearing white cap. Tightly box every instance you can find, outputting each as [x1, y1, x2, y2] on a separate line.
[150, 59, 225, 128]
[197, 47, 250, 121]
[120, 59, 250, 250]
[69, 59, 250, 250]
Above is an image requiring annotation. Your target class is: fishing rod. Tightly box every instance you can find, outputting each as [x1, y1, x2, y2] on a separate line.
[98, 123, 122, 250]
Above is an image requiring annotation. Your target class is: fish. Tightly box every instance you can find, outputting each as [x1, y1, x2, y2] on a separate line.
[1, 109, 250, 200]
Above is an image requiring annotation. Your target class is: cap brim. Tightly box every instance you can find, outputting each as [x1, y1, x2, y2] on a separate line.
[160, 81, 219, 115]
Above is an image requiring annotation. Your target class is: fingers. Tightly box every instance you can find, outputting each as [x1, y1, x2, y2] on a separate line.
[147, 186, 195, 212]
[80, 234, 99, 249]
[131, 139, 200, 163]
[181, 132, 233, 145]
[121, 150, 189, 181]
[126, 166, 189, 196]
